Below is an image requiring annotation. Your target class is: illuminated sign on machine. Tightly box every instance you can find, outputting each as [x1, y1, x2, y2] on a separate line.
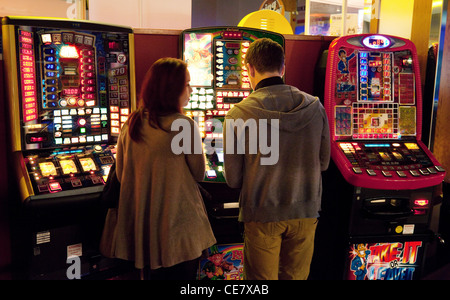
[40, 32, 98, 110]
[19, 29, 38, 122]
[59, 45, 79, 58]
[362, 35, 391, 49]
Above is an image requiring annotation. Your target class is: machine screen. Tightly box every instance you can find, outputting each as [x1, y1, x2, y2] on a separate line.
[358, 52, 392, 102]
[39, 161, 58, 177]
[184, 33, 213, 88]
[79, 157, 97, 172]
[59, 159, 78, 175]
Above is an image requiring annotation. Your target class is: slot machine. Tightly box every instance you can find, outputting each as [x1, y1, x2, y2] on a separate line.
[317, 34, 446, 280]
[2, 17, 135, 279]
[180, 27, 284, 279]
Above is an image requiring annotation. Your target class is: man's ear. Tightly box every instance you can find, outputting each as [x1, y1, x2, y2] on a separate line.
[246, 63, 256, 77]
[280, 64, 286, 77]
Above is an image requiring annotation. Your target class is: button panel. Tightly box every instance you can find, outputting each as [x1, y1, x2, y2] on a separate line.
[341, 142, 445, 179]
[25, 144, 116, 195]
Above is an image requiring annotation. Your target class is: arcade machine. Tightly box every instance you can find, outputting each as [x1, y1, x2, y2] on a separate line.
[180, 27, 284, 279]
[2, 17, 135, 279]
[316, 34, 446, 280]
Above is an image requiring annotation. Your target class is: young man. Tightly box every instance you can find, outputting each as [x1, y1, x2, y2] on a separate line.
[223, 38, 330, 280]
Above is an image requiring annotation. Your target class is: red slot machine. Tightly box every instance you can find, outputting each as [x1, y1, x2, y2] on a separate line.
[2, 17, 136, 279]
[317, 34, 446, 280]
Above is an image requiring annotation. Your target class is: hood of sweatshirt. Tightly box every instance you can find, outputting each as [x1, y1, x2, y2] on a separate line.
[229, 84, 321, 132]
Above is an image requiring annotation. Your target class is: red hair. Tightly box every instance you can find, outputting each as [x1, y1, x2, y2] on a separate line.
[128, 58, 187, 142]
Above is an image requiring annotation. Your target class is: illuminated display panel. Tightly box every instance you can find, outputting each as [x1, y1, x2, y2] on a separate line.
[59, 159, 78, 174]
[346, 241, 423, 280]
[40, 33, 97, 109]
[338, 141, 433, 169]
[19, 29, 38, 122]
[352, 102, 399, 139]
[79, 157, 97, 172]
[14, 24, 133, 151]
[358, 52, 392, 102]
[182, 30, 256, 139]
[332, 41, 417, 140]
[184, 33, 213, 87]
[39, 161, 58, 177]
[214, 39, 250, 90]
[362, 35, 391, 49]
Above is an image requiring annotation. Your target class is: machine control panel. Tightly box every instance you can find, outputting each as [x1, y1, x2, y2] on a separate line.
[24, 144, 116, 196]
[339, 141, 445, 179]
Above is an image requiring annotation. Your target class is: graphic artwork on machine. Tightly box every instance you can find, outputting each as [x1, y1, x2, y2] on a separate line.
[197, 244, 244, 280]
[347, 241, 423, 280]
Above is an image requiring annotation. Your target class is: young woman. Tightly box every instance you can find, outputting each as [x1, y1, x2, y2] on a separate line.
[100, 57, 216, 280]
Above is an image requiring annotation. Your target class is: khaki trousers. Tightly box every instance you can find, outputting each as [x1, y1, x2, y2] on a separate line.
[243, 218, 318, 280]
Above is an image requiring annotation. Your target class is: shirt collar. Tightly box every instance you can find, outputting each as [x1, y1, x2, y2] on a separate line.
[254, 76, 284, 91]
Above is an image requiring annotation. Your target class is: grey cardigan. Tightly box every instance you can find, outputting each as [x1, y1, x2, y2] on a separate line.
[101, 113, 216, 269]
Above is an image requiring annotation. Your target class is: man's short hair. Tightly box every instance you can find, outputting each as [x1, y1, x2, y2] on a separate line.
[245, 38, 285, 74]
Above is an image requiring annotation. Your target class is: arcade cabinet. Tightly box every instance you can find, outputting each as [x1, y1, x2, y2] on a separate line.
[314, 34, 446, 280]
[179, 27, 284, 279]
[2, 17, 136, 279]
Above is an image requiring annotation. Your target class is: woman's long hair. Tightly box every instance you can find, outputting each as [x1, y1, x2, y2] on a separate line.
[127, 58, 187, 142]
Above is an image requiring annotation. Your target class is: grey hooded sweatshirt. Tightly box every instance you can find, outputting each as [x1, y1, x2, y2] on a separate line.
[223, 79, 330, 223]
